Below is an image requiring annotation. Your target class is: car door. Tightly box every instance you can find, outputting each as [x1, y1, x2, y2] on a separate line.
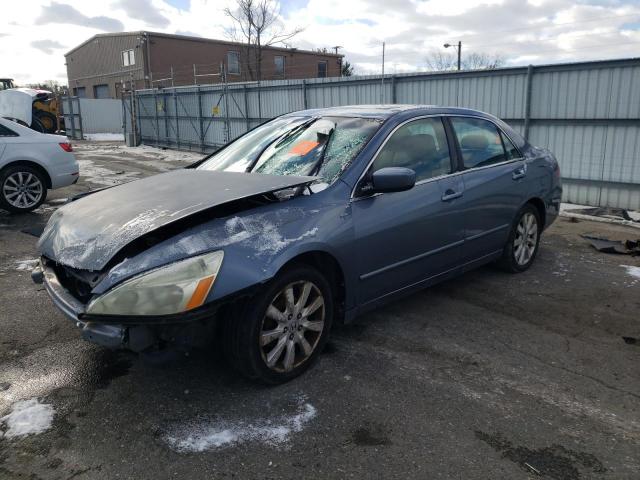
[351, 116, 465, 305]
[447, 116, 526, 264]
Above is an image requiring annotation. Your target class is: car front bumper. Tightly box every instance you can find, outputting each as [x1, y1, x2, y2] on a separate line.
[32, 260, 226, 352]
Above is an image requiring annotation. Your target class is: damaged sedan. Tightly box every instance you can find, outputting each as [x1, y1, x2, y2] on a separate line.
[33, 105, 562, 383]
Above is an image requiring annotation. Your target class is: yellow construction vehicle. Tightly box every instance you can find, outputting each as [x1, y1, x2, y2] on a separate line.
[0, 79, 60, 133]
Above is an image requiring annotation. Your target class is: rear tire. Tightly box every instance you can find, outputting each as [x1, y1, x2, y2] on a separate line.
[222, 265, 334, 384]
[34, 111, 57, 134]
[498, 204, 541, 273]
[30, 117, 46, 133]
[0, 165, 47, 213]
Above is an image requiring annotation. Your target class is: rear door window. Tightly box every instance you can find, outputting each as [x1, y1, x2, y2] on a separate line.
[500, 131, 521, 160]
[450, 117, 508, 169]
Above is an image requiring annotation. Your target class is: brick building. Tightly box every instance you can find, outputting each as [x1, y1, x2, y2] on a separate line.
[65, 31, 343, 99]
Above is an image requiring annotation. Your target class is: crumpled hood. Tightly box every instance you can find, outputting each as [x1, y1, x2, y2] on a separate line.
[38, 169, 315, 271]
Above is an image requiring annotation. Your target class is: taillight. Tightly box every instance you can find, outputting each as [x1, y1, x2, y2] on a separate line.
[59, 142, 73, 152]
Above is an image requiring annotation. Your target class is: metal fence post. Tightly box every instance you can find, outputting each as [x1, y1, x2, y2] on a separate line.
[153, 88, 160, 147]
[391, 75, 397, 104]
[66, 96, 76, 140]
[243, 84, 250, 132]
[163, 91, 169, 146]
[523, 64, 534, 141]
[302, 79, 308, 109]
[134, 91, 141, 145]
[75, 97, 84, 140]
[173, 88, 180, 149]
[197, 87, 204, 152]
[257, 82, 262, 122]
[222, 63, 231, 144]
[121, 94, 127, 137]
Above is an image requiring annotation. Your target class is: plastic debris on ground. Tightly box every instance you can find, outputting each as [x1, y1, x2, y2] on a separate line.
[581, 235, 640, 256]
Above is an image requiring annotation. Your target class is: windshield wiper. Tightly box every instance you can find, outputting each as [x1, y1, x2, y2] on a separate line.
[307, 123, 336, 177]
[292, 123, 336, 197]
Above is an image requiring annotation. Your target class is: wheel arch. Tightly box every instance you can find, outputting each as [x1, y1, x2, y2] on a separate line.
[276, 249, 347, 323]
[0, 160, 52, 189]
[524, 197, 546, 229]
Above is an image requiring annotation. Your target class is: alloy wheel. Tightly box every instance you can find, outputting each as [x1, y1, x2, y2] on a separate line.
[259, 280, 325, 373]
[2, 172, 44, 209]
[514, 212, 538, 266]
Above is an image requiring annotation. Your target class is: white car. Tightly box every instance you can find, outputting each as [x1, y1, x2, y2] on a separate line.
[0, 117, 79, 212]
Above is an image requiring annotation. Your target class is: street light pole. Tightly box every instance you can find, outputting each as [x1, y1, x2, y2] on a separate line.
[444, 41, 462, 71]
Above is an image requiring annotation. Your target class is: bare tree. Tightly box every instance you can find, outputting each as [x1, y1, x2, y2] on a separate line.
[224, 0, 304, 81]
[26, 80, 68, 94]
[425, 51, 504, 72]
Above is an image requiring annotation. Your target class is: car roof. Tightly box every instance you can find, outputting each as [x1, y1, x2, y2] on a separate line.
[282, 104, 497, 120]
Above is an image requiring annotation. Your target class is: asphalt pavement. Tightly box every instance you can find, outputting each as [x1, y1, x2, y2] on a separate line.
[0, 142, 639, 479]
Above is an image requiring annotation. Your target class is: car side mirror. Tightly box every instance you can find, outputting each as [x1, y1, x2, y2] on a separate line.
[371, 167, 416, 193]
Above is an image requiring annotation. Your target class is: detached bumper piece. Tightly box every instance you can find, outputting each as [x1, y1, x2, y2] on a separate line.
[33, 260, 218, 352]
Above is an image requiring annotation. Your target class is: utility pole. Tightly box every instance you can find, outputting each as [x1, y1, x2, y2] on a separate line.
[380, 41, 385, 104]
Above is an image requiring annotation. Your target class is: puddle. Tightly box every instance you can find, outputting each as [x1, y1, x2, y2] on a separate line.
[0, 343, 132, 415]
[475, 430, 605, 480]
[351, 422, 392, 446]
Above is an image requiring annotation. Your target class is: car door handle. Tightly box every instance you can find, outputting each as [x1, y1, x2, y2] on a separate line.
[512, 165, 527, 180]
[441, 189, 463, 202]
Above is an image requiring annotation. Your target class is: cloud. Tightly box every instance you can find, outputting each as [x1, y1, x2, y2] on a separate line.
[31, 39, 67, 55]
[286, 0, 640, 74]
[113, 0, 171, 28]
[3, 0, 640, 84]
[35, 2, 124, 31]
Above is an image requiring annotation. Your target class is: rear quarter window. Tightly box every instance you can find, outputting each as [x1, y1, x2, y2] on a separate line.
[0, 124, 18, 137]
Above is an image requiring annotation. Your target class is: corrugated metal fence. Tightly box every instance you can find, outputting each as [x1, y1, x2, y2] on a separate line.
[125, 57, 640, 209]
[62, 97, 123, 139]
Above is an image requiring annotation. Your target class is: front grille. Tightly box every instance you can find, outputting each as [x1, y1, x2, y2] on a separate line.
[46, 260, 102, 304]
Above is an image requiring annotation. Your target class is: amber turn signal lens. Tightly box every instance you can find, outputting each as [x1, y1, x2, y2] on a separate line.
[185, 275, 215, 310]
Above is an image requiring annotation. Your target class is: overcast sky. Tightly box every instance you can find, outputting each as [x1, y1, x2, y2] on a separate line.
[2, 0, 639, 84]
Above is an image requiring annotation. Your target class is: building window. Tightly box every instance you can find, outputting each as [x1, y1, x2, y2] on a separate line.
[122, 49, 135, 67]
[93, 84, 110, 99]
[74, 87, 86, 98]
[227, 51, 240, 75]
[274, 55, 285, 76]
[317, 61, 327, 78]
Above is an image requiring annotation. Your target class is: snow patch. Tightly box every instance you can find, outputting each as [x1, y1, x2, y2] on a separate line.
[15, 259, 38, 271]
[0, 398, 54, 438]
[78, 158, 141, 186]
[621, 265, 640, 280]
[165, 402, 317, 453]
[84, 133, 124, 141]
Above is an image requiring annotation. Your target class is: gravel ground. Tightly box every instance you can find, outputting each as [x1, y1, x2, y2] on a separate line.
[0, 141, 639, 479]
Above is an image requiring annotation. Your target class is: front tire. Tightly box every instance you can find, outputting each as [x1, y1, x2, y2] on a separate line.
[223, 265, 334, 384]
[0, 165, 47, 213]
[498, 204, 541, 273]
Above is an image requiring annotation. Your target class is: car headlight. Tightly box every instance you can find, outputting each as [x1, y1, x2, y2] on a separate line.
[86, 251, 224, 316]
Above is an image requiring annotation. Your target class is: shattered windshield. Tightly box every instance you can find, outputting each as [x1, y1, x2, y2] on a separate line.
[197, 116, 381, 183]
